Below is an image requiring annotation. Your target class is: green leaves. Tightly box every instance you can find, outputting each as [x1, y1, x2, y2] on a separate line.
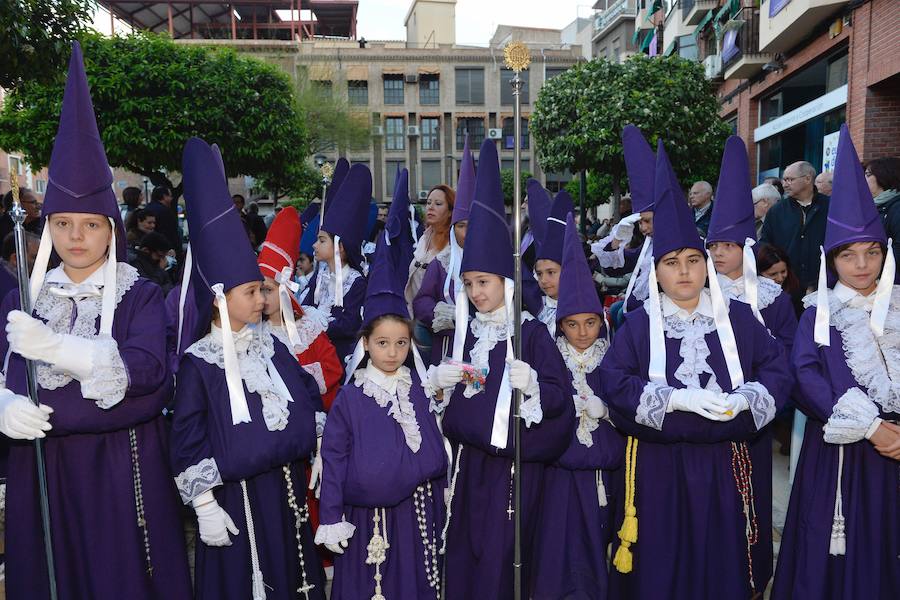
[0, 32, 312, 199]
[531, 55, 730, 207]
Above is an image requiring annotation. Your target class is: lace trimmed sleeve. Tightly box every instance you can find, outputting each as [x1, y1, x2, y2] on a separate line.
[174, 457, 223, 505]
[591, 234, 626, 269]
[823, 387, 881, 444]
[519, 368, 543, 428]
[80, 336, 130, 409]
[730, 381, 777, 430]
[314, 517, 356, 546]
[636, 382, 674, 430]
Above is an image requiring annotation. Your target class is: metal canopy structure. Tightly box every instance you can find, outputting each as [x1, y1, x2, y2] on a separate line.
[98, 0, 358, 40]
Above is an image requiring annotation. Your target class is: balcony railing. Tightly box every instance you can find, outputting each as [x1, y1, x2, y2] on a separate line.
[722, 7, 762, 70]
[594, 0, 637, 36]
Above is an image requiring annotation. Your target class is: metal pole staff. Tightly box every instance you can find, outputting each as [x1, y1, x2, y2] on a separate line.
[9, 172, 58, 600]
[504, 40, 530, 600]
[318, 161, 333, 231]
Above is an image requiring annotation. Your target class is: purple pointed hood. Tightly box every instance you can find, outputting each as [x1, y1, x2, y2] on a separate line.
[323, 157, 350, 215]
[42, 42, 125, 259]
[362, 235, 409, 328]
[321, 163, 372, 268]
[536, 190, 574, 264]
[622, 125, 657, 213]
[385, 167, 415, 288]
[707, 136, 756, 245]
[526, 178, 552, 253]
[453, 136, 476, 224]
[556, 213, 603, 322]
[652, 140, 704, 262]
[182, 137, 262, 297]
[824, 124, 887, 253]
[460, 139, 513, 278]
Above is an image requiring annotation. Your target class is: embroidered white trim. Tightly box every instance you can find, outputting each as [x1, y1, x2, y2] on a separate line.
[175, 457, 223, 504]
[636, 381, 673, 430]
[719, 275, 782, 310]
[466, 313, 509, 398]
[592, 234, 626, 269]
[81, 337, 129, 408]
[314, 267, 362, 316]
[32, 263, 138, 391]
[423, 364, 453, 414]
[186, 327, 291, 432]
[303, 361, 328, 395]
[663, 313, 722, 392]
[823, 387, 881, 444]
[538, 297, 557, 332]
[266, 309, 329, 357]
[315, 410, 327, 437]
[354, 366, 422, 452]
[730, 381, 776, 430]
[557, 338, 609, 447]
[805, 286, 900, 415]
[314, 518, 356, 545]
[520, 393, 543, 427]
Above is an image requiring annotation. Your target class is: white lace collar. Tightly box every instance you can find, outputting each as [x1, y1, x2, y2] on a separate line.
[717, 274, 783, 310]
[661, 289, 714, 320]
[187, 323, 292, 431]
[315, 263, 361, 311]
[354, 362, 421, 452]
[556, 337, 608, 447]
[264, 306, 329, 355]
[45, 262, 108, 286]
[660, 289, 719, 392]
[543, 296, 558, 308]
[833, 282, 877, 311]
[475, 305, 508, 326]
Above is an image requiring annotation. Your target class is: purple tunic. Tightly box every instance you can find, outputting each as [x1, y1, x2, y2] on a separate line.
[531, 363, 625, 600]
[169, 333, 326, 600]
[599, 301, 792, 599]
[301, 267, 367, 364]
[441, 318, 575, 600]
[771, 306, 900, 600]
[318, 368, 447, 599]
[411, 260, 455, 365]
[1, 276, 192, 600]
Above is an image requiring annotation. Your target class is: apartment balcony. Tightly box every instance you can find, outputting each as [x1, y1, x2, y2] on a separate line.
[759, 0, 847, 53]
[723, 8, 773, 80]
[593, 0, 638, 41]
[681, 0, 719, 26]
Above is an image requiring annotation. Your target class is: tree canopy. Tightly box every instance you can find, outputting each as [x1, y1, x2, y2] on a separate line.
[0, 32, 312, 199]
[501, 169, 533, 206]
[0, 0, 94, 89]
[531, 54, 730, 207]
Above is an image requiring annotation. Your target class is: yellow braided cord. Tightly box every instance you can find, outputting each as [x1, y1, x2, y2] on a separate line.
[613, 436, 638, 574]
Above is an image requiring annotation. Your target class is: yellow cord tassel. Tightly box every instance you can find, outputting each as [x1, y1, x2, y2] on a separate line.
[613, 436, 638, 574]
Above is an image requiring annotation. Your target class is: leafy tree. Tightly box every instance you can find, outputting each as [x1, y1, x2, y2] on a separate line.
[531, 54, 730, 211]
[501, 169, 533, 206]
[0, 0, 93, 89]
[294, 78, 371, 155]
[0, 32, 312, 199]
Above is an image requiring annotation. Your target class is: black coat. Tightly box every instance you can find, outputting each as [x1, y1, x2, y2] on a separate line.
[759, 193, 830, 292]
[876, 190, 900, 282]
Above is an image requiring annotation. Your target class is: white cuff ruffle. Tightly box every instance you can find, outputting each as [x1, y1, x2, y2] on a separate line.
[314, 518, 356, 546]
[824, 387, 881, 444]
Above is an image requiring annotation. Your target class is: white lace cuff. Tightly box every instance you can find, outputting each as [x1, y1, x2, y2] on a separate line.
[175, 457, 223, 504]
[731, 381, 777, 430]
[303, 361, 328, 395]
[824, 388, 881, 444]
[591, 236, 625, 269]
[314, 518, 356, 546]
[636, 382, 673, 430]
[424, 365, 453, 413]
[80, 337, 129, 409]
[315, 411, 327, 437]
[520, 392, 543, 428]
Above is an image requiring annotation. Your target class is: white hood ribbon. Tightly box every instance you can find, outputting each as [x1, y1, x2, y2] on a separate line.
[29, 217, 118, 336]
[409, 204, 419, 244]
[623, 236, 652, 313]
[176, 245, 193, 354]
[211, 283, 252, 425]
[742, 237, 764, 325]
[333, 234, 344, 308]
[815, 238, 896, 346]
[442, 228, 463, 304]
[275, 266, 302, 350]
[344, 333, 429, 386]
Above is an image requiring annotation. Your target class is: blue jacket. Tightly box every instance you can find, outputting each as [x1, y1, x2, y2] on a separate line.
[760, 193, 830, 291]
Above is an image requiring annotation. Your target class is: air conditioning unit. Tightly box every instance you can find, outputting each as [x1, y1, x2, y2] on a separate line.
[407, 125, 420, 137]
[418, 190, 429, 200]
[371, 125, 385, 136]
[405, 74, 419, 84]
[487, 128, 503, 140]
[703, 54, 722, 79]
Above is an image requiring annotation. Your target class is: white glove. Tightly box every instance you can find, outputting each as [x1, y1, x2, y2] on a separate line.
[717, 393, 751, 422]
[612, 213, 641, 243]
[6, 311, 94, 380]
[508, 359, 539, 396]
[308, 437, 323, 498]
[432, 302, 456, 332]
[192, 490, 239, 547]
[326, 540, 349, 555]
[0, 389, 53, 440]
[667, 388, 729, 421]
[431, 362, 464, 389]
[583, 394, 608, 420]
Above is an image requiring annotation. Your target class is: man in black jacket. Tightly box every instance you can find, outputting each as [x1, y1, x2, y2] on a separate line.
[760, 160, 830, 293]
[143, 185, 182, 259]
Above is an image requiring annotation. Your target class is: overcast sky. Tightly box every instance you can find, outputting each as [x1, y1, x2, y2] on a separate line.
[94, 0, 595, 45]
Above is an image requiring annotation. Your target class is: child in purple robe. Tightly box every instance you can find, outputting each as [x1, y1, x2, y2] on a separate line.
[168, 138, 325, 600]
[316, 237, 447, 600]
[301, 165, 371, 365]
[599, 139, 791, 600]
[428, 139, 574, 600]
[772, 125, 900, 600]
[0, 43, 192, 600]
[532, 191, 573, 336]
[531, 214, 624, 600]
